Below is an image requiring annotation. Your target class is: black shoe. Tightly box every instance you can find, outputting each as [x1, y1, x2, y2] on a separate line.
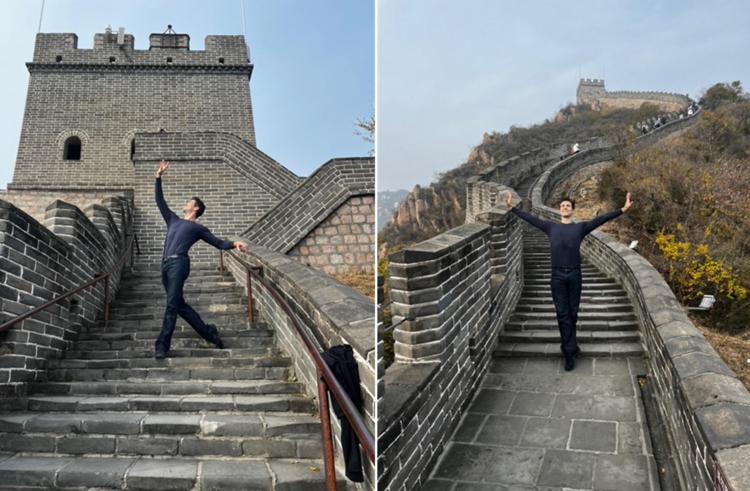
[564, 355, 575, 371]
[573, 346, 581, 357]
[154, 350, 167, 360]
[208, 324, 225, 349]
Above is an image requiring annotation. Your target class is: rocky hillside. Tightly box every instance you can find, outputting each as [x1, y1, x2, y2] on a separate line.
[377, 189, 408, 231]
[380, 103, 663, 250]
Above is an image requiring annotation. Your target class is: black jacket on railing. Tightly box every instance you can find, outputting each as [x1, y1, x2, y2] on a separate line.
[321, 344, 364, 482]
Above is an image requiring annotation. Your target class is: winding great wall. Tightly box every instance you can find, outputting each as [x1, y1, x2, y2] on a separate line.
[379, 94, 750, 490]
[0, 30, 374, 489]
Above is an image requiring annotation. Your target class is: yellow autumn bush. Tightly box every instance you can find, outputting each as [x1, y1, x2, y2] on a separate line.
[655, 229, 747, 307]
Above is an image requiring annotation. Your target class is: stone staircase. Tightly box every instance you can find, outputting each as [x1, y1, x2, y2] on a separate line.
[0, 265, 342, 490]
[495, 224, 643, 358]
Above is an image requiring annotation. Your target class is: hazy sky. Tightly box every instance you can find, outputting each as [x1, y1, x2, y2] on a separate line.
[377, 0, 750, 191]
[0, 0, 373, 189]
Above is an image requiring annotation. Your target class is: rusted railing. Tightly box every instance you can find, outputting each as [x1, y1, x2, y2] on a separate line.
[220, 249, 375, 489]
[0, 233, 138, 334]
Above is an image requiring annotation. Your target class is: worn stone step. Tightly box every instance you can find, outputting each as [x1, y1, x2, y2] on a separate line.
[116, 284, 240, 299]
[62, 346, 275, 360]
[51, 354, 287, 370]
[523, 272, 609, 280]
[109, 296, 247, 311]
[0, 455, 342, 490]
[74, 335, 274, 351]
[494, 342, 644, 357]
[515, 302, 633, 312]
[511, 311, 637, 322]
[78, 328, 273, 342]
[518, 295, 630, 305]
[29, 379, 303, 397]
[46, 363, 291, 383]
[499, 330, 641, 344]
[506, 319, 639, 331]
[0, 394, 316, 413]
[92, 318, 254, 330]
[522, 287, 625, 297]
[104, 305, 248, 321]
[0, 412, 320, 438]
[120, 271, 234, 283]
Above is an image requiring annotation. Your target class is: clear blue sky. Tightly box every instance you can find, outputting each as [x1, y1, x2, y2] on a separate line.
[378, 0, 750, 191]
[0, 0, 374, 188]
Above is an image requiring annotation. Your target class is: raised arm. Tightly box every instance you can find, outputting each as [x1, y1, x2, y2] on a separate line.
[155, 176, 178, 225]
[581, 192, 633, 236]
[581, 209, 622, 236]
[505, 192, 551, 233]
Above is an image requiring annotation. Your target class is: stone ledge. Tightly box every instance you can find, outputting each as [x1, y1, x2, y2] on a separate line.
[379, 362, 439, 441]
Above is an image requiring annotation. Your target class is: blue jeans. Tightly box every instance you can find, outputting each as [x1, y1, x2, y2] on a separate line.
[550, 266, 582, 357]
[155, 255, 218, 352]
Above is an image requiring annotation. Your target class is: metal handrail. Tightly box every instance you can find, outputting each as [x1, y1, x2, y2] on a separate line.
[220, 249, 375, 489]
[0, 233, 137, 334]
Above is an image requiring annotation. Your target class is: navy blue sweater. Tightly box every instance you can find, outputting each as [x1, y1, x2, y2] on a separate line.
[511, 206, 622, 268]
[155, 178, 233, 258]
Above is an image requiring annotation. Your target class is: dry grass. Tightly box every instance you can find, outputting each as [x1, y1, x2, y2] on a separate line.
[333, 272, 375, 301]
[692, 317, 750, 390]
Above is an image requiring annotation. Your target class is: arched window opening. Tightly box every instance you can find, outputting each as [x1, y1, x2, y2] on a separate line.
[64, 136, 82, 160]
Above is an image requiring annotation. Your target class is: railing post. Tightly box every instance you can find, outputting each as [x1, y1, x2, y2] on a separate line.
[246, 268, 253, 323]
[317, 372, 337, 490]
[103, 274, 110, 328]
[219, 250, 224, 274]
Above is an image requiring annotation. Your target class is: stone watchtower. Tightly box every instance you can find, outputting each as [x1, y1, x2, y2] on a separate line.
[576, 78, 606, 106]
[9, 29, 255, 193]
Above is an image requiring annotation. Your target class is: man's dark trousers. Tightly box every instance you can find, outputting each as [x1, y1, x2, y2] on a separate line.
[155, 255, 219, 353]
[550, 266, 582, 356]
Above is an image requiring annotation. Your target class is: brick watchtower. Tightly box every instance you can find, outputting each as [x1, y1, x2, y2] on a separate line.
[9, 29, 255, 191]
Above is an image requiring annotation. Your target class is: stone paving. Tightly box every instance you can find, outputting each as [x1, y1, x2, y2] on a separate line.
[426, 356, 659, 490]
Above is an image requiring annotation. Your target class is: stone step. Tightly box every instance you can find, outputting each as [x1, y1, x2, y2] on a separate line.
[29, 380, 303, 397]
[74, 335, 274, 351]
[522, 285, 625, 294]
[511, 311, 637, 322]
[515, 302, 633, 312]
[0, 394, 316, 414]
[120, 271, 234, 283]
[0, 412, 321, 459]
[518, 295, 630, 305]
[116, 284, 240, 299]
[523, 263, 599, 271]
[0, 455, 341, 490]
[109, 297, 246, 311]
[77, 328, 273, 342]
[523, 272, 609, 280]
[494, 342, 644, 357]
[51, 354, 287, 370]
[104, 305, 248, 321]
[523, 279, 618, 288]
[45, 363, 290, 383]
[92, 318, 253, 330]
[506, 319, 639, 332]
[62, 346, 276, 360]
[499, 330, 641, 344]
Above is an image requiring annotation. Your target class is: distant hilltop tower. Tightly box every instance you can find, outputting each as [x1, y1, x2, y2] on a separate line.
[10, 28, 256, 191]
[576, 78, 690, 112]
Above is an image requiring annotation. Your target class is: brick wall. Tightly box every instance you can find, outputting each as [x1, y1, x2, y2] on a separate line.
[222, 247, 375, 489]
[0, 189, 133, 225]
[0, 196, 133, 396]
[131, 131, 301, 266]
[379, 198, 524, 490]
[288, 195, 374, 275]
[531, 109, 750, 490]
[11, 31, 255, 191]
[243, 158, 375, 253]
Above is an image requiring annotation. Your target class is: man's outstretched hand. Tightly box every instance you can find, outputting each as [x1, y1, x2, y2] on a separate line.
[505, 192, 514, 209]
[155, 160, 170, 178]
[233, 241, 249, 253]
[621, 192, 634, 213]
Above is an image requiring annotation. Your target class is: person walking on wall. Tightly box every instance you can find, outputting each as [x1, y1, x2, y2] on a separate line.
[154, 160, 249, 360]
[505, 192, 633, 371]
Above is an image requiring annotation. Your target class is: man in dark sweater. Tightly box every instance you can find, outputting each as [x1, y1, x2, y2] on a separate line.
[154, 160, 249, 359]
[505, 192, 633, 371]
